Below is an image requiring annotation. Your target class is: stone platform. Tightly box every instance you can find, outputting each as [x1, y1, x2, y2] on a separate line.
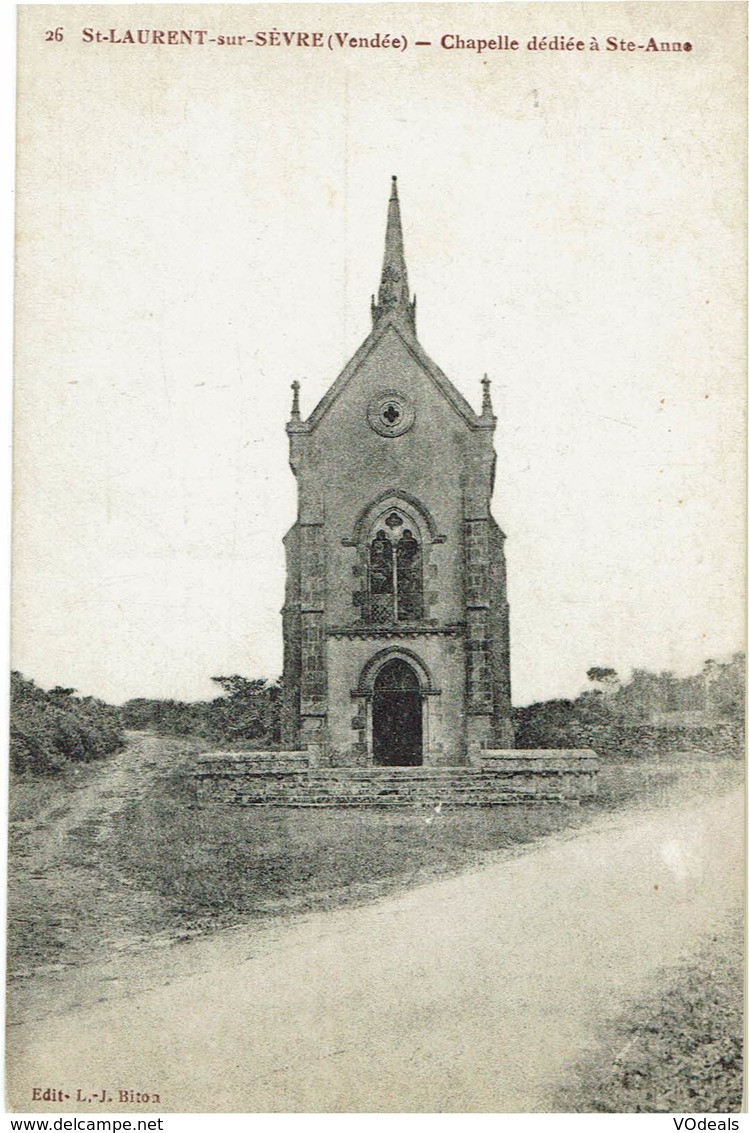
[195, 749, 599, 807]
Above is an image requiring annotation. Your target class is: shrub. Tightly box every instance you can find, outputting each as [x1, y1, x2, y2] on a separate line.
[10, 671, 125, 776]
[121, 676, 283, 748]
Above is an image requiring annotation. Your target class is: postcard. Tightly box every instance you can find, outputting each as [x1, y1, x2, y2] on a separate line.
[8, 2, 746, 1115]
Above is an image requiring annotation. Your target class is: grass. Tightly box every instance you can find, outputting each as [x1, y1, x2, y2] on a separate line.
[9, 762, 94, 822]
[8, 740, 604, 1023]
[7, 736, 743, 1012]
[107, 747, 741, 933]
[111, 766, 590, 930]
[7, 737, 205, 993]
[554, 913, 745, 1112]
[7, 738, 743, 1113]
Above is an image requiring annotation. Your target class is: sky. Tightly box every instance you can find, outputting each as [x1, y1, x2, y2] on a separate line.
[12, 2, 746, 706]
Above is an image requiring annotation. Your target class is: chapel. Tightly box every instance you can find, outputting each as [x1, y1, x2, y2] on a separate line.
[281, 178, 513, 767]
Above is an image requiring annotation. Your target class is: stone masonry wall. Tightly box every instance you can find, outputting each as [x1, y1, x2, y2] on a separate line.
[515, 721, 744, 760]
[464, 518, 493, 724]
[195, 749, 598, 807]
[299, 522, 327, 719]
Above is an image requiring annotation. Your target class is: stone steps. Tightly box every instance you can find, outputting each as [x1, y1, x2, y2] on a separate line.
[196, 755, 598, 807]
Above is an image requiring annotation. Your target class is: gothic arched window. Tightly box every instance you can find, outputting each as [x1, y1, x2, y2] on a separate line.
[367, 511, 423, 623]
[369, 529, 394, 623]
[396, 530, 422, 619]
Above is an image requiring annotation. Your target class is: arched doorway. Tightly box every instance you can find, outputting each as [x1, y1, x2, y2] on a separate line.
[372, 658, 423, 766]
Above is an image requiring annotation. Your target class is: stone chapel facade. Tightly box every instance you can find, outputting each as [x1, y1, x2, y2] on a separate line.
[282, 178, 513, 767]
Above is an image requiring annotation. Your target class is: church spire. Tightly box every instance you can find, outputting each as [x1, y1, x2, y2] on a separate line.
[371, 176, 416, 332]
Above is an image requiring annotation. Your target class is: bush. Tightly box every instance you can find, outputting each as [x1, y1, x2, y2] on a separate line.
[10, 671, 125, 776]
[513, 694, 610, 749]
[514, 655, 746, 753]
[121, 676, 282, 748]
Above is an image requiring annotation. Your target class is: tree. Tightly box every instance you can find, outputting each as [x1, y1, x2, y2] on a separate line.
[210, 675, 266, 699]
[586, 667, 619, 687]
[124, 676, 284, 745]
[208, 675, 283, 745]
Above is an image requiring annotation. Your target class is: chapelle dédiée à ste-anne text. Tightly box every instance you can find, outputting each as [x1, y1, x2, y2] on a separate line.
[78, 27, 694, 53]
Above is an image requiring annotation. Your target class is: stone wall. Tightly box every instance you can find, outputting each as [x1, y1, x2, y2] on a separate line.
[326, 633, 467, 766]
[463, 510, 513, 753]
[515, 721, 743, 760]
[195, 748, 598, 807]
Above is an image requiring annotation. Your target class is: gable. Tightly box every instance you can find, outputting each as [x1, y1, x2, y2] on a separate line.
[304, 317, 481, 432]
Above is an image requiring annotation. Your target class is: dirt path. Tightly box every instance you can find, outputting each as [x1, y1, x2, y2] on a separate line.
[7, 734, 198, 1009]
[10, 732, 184, 862]
[7, 785, 743, 1113]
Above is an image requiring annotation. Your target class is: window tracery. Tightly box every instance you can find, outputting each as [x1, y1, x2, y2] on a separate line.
[366, 508, 424, 623]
